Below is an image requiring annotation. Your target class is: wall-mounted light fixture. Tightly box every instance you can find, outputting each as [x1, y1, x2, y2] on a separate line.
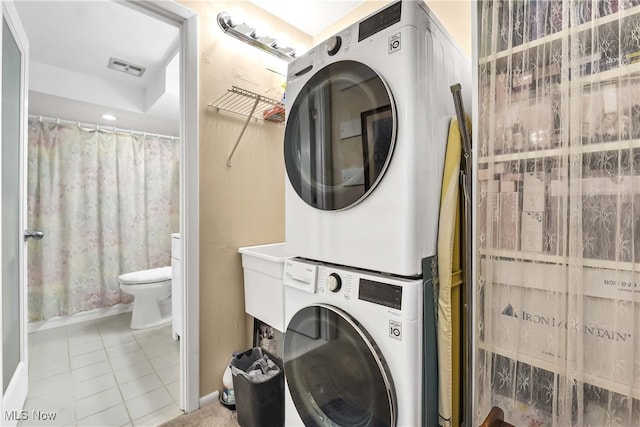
[217, 12, 296, 62]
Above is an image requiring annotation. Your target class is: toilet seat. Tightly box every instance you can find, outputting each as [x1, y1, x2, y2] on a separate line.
[119, 266, 172, 329]
[119, 266, 172, 285]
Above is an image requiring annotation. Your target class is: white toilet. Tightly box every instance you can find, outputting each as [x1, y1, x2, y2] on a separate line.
[119, 266, 172, 329]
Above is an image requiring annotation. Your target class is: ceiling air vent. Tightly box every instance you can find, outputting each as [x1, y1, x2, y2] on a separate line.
[108, 57, 146, 77]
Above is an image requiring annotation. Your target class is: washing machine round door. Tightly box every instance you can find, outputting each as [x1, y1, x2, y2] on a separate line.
[284, 304, 396, 427]
[284, 60, 396, 211]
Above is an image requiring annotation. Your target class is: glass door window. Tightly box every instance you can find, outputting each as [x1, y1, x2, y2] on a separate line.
[284, 60, 395, 211]
[284, 305, 395, 427]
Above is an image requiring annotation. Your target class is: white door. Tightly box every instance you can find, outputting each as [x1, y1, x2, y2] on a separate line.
[1, 1, 30, 424]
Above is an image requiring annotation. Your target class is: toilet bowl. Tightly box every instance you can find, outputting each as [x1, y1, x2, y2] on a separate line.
[119, 266, 172, 329]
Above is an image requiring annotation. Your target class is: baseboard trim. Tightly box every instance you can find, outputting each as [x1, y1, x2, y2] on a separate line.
[199, 390, 219, 408]
[28, 303, 134, 333]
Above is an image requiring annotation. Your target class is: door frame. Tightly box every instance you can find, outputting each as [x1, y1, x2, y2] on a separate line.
[0, 0, 29, 421]
[121, 0, 200, 413]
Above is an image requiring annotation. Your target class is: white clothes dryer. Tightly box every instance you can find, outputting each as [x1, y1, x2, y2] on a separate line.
[284, 1, 470, 277]
[282, 257, 433, 427]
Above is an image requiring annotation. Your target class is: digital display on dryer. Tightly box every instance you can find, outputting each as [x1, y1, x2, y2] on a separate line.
[358, 279, 402, 310]
[358, 1, 402, 42]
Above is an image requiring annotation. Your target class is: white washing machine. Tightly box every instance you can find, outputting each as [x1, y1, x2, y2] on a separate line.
[282, 257, 429, 427]
[284, 1, 470, 277]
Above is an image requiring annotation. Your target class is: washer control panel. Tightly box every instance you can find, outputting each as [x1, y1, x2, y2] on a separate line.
[326, 273, 342, 292]
[316, 266, 404, 310]
[317, 268, 353, 300]
[290, 261, 420, 322]
[325, 36, 342, 56]
[358, 278, 402, 310]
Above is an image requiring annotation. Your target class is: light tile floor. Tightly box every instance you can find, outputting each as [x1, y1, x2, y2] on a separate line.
[22, 313, 182, 427]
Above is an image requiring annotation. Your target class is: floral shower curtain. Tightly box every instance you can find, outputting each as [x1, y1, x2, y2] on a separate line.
[476, 1, 639, 426]
[27, 119, 180, 322]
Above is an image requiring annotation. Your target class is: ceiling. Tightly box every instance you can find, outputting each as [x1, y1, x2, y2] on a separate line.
[14, 1, 363, 136]
[15, 1, 181, 135]
[247, 0, 366, 37]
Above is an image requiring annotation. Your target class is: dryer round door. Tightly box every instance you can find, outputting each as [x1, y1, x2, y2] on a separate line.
[284, 60, 396, 211]
[284, 304, 396, 427]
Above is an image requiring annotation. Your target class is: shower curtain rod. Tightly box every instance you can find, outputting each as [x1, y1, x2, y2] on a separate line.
[28, 114, 180, 141]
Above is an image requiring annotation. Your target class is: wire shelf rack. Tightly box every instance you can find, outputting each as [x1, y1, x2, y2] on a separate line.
[208, 86, 285, 166]
[208, 86, 284, 123]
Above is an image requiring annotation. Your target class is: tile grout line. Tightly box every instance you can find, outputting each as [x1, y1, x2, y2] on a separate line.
[112, 320, 178, 424]
[28, 315, 179, 427]
[67, 321, 111, 425]
[130, 329, 178, 422]
[98, 319, 136, 426]
[65, 325, 78, 427]
[56, 320, 119, 425]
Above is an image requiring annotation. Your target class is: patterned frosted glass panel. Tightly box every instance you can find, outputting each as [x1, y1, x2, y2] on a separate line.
[2, 18, 22, 393]
[476, 1, 640, 426]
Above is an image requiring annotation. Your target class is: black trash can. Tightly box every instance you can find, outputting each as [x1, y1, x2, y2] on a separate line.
[230, 347, 284, 427]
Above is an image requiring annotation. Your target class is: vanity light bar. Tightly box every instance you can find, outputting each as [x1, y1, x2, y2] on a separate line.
[217, 12, 296, 62]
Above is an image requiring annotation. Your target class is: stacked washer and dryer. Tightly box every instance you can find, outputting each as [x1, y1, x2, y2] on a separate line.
[281, 2, 470, 426]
